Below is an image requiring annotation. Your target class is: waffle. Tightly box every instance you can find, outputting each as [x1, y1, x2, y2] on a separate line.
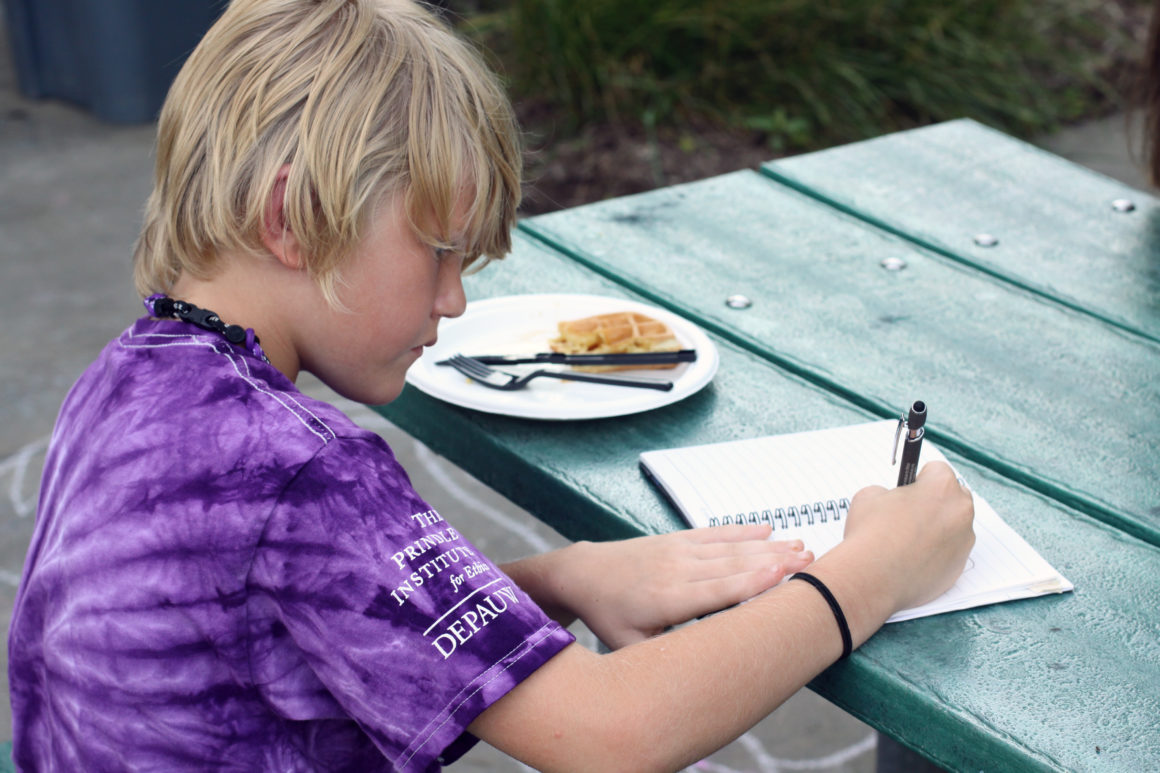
[549, 310, 681, 371]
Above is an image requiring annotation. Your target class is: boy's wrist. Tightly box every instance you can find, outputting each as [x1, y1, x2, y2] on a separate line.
[541, 540, 594, 620]
[500, 541, 593, 627]
[801, 543, 896, 650]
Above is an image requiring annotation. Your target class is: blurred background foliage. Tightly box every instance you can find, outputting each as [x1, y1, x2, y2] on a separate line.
[458, 0, 1143, 146]
[438, 0, 1150, 210]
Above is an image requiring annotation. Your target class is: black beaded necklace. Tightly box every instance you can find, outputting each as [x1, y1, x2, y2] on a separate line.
[146, 294, 268, 361]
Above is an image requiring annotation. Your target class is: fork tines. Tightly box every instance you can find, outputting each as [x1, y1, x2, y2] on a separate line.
[447, 354, 492, 379]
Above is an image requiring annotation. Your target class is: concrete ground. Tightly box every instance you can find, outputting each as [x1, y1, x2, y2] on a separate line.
[0, 11, 1152, 771]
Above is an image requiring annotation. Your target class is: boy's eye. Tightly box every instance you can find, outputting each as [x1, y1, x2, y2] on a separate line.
[434, 247, 466, 268]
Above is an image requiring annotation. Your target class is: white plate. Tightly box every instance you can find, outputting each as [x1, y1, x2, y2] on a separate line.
[406, 294, 719, 420]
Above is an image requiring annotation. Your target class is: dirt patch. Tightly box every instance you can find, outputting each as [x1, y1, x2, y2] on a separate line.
[517, 115, 782, 216]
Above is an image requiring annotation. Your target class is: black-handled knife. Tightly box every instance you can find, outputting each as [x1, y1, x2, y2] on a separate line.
[436, 349, 697, 366]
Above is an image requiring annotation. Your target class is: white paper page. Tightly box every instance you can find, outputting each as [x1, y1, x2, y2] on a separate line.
[640, 420, 1072, 622]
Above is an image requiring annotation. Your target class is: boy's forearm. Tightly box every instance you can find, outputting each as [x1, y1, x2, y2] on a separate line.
[471, 552, 886, 773]
[474, 464, 973, 770]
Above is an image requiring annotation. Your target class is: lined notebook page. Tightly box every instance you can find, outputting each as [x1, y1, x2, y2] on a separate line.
[640, 420, 1072, 622]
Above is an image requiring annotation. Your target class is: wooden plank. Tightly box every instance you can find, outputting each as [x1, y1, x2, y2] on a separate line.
[519, 171, 1160, 546]
[760, 118, 1160, 344]
[374, 232, 1160, 772]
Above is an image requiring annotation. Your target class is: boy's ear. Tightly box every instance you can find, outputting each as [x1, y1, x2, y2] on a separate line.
[260, 165, 305, 270]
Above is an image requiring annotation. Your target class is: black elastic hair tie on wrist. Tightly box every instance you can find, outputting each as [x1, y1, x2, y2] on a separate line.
[791, 572, 852, 660]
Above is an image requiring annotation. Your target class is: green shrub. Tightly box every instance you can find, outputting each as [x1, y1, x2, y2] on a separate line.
[462, 0, 1144, 151]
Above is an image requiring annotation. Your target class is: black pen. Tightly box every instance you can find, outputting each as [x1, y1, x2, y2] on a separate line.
[894, 400, 927, 487]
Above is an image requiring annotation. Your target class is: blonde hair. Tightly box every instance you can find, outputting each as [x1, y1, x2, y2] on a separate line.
[133, 0, 521, 304]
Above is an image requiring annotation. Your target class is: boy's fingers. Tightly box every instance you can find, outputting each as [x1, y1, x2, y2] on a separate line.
[685, 564, 798, 612]
[719, 537, 804, 553]
[690, 550, 814, 584]
[916, 460, 954, 481]
[850, 483, 887, 507]
[690, 537, 806, 563]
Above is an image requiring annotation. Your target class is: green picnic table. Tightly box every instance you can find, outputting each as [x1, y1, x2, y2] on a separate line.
[373, 120, 1160, 771]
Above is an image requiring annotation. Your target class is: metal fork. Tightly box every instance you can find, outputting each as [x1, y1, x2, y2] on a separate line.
[443, 354, 674, 392]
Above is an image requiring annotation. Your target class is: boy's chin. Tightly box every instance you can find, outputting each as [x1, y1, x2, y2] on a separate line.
[309, 369, 407, 407]
[345, 380, 406, 407]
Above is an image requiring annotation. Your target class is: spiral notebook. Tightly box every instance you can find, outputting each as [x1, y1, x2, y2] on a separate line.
[639, 420, 1072, 622]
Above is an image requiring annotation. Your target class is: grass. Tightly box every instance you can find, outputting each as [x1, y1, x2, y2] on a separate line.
[459, 0, 1147, 153]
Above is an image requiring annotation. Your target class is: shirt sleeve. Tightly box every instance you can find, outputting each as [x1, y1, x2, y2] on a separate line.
[248, 435, 575, 771]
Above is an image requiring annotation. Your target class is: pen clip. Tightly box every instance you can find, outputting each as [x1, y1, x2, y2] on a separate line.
[891, 415, 906, 465]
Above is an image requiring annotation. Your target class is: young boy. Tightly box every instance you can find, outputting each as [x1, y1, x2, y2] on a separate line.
[8, 1, 975, 771]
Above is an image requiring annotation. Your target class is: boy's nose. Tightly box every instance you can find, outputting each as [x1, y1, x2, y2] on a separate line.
[436, 259, 467, 319]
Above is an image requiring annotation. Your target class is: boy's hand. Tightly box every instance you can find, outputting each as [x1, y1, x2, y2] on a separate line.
[844, 461, 975, 612]
[810, 461, 976, 642]
[511, 526, 813, 649]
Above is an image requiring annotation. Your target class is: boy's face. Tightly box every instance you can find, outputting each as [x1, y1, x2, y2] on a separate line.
[299, 192, 468, 404]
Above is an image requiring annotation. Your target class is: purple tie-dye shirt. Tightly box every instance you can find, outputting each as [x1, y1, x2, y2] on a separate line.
[8, 316, 574, 772]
